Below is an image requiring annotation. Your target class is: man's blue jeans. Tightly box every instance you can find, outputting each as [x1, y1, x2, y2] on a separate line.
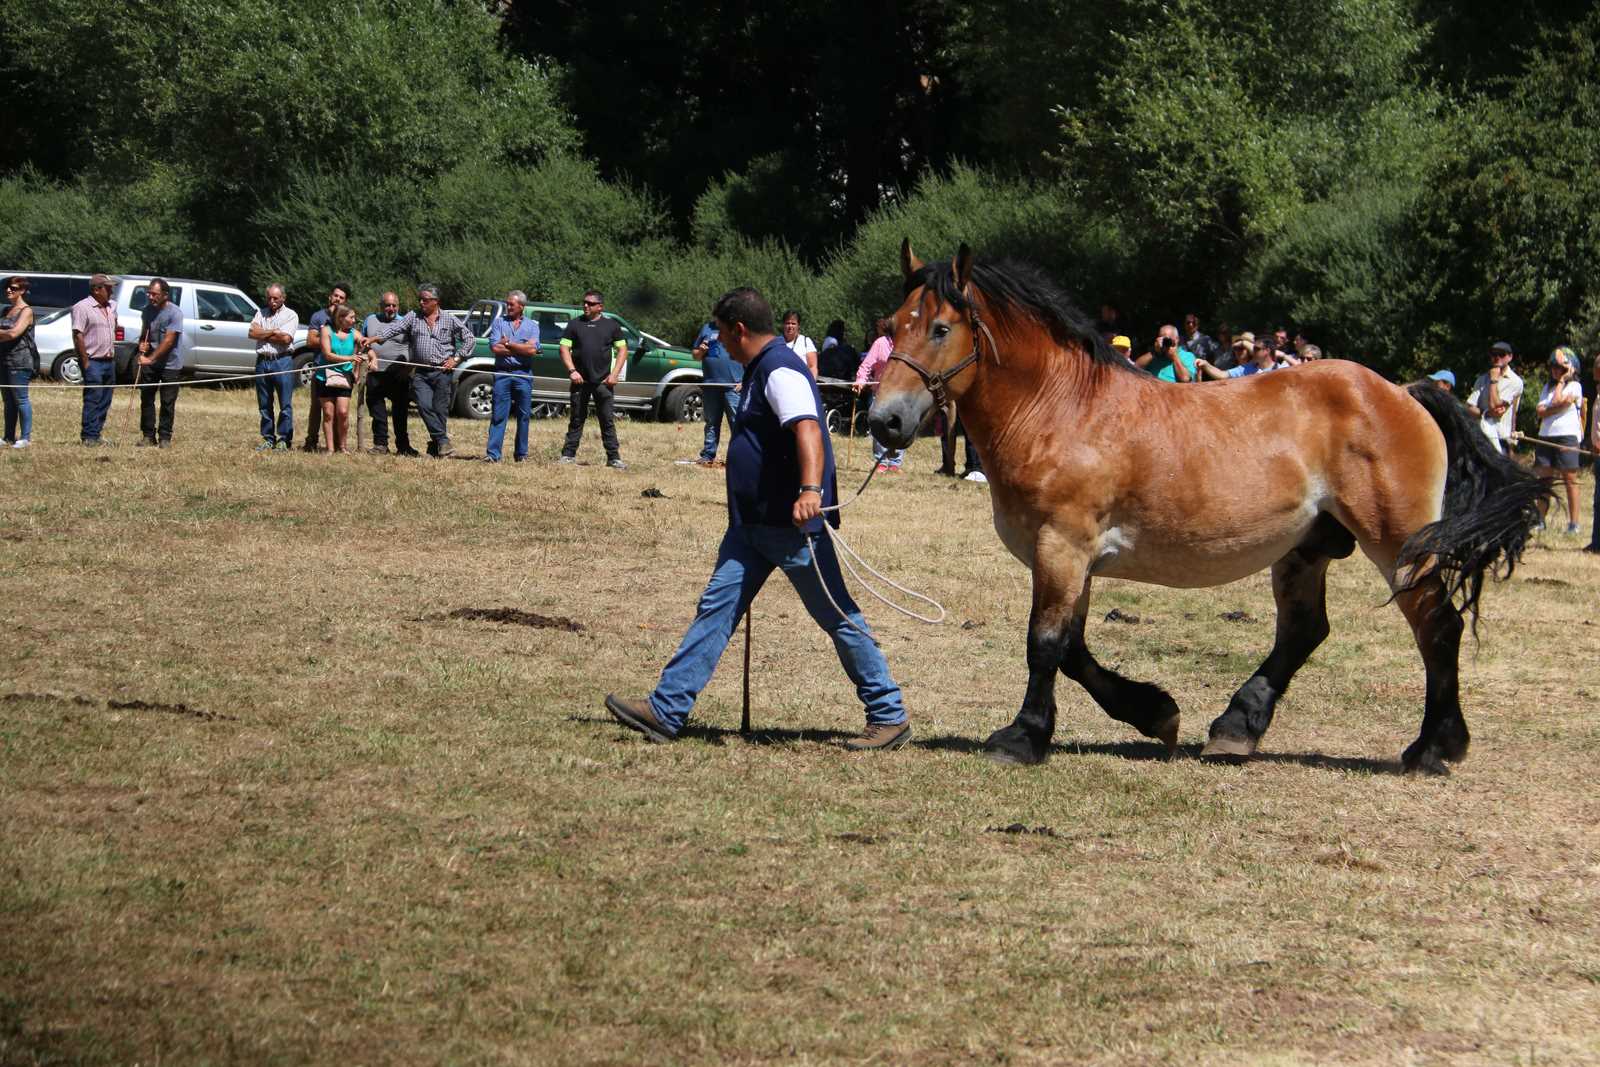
[255, 356, 295, 444]
[80, 359, 116, 441]
[699, 383, 735, 462]
[486, 372, 532, 460]
[2, 366, 31, 442]
[650, 524, 906, 732]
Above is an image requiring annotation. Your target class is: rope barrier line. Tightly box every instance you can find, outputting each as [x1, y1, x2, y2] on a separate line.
[0, 353, 871, 392]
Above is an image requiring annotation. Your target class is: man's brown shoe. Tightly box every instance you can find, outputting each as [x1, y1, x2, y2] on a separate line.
[605, 694, 678, 743]
[845, 721, 911, 751]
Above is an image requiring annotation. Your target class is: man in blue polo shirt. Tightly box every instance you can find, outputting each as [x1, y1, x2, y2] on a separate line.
[485, 289, 540, 462]
[606, 287, 910, 751]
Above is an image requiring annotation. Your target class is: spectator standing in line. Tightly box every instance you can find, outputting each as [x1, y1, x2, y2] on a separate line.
[817, 319, 860, 382]
[301, 283, 351, 452]
[247, 283, 299, 451]
[1136, 324, 1196, 382]
[1296, 344, 1322, 363]
[854, 317, 902, 473]
[1428, 369, 1456, 393]
[1586, 352, 1600, 553]
[1214, 323, 1236, 368]
[484, 290, 539, 463]
[71, 273, 119, 446]
[1533, 347, 1583, 534]
[363, 292, 415, 456]
[556, 289, 628, 469]
[1110, 334, 1134, 363]
[1272, 326, 1295, 358]
[365, 283, 473, 458]
[1095, 302, 1127, 348]
[134, 278, 185, 448]
[781, 310, 818, 377]
[604, 286, 910, 751]
[1466, 341, 1522, 455]
[1181, 313, 1221, 367]
[693, 314, 740, 467]
[316, 306, 366, 454]
[1195, 339, 1281, 380]
[0, 276, 37, 448]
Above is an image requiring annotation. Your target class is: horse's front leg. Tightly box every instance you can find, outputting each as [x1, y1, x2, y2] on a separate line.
[984, 538, 1088, 765]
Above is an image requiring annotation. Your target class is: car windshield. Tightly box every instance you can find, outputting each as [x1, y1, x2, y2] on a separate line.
[34, 307, 70, 324]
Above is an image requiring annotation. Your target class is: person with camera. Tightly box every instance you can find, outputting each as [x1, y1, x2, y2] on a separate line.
[1135, 324, 1196, 382]
[1195, 339, 1282, 380]
[1466, 341, 1522, 456]
[1532, 346, 1584, 534]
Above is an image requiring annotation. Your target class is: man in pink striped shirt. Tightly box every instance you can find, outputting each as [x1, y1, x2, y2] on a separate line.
[71, 273, 119, 445]
[853, 317, 902, 472]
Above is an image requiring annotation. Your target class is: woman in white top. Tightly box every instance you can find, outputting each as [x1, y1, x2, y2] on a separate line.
[1534, 346, 1585, 533]
[781, 310, 817, 378]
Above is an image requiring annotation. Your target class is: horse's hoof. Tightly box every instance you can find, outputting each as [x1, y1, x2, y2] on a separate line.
[983, 727, 1047, 766]
[1199, 734, 1257, 763]
[1402, 741, 1452, 777]
[1151, 713, 1180, 758]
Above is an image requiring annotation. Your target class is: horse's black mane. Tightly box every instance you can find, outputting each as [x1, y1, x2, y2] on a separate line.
[906, 256, 1139, 373]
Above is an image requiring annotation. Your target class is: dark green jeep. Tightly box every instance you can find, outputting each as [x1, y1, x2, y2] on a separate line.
[451, 299, 704, 422]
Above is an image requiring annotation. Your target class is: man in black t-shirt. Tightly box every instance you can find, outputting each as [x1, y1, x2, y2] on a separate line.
[558, 289, 628, 468]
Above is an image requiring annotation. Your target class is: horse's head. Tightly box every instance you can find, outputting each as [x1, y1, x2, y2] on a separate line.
[868, 240, 985, 450]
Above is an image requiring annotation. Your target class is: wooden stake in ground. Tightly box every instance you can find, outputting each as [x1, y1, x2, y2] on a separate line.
[741, 609, 752, 735]
[846, 388, 859, 471]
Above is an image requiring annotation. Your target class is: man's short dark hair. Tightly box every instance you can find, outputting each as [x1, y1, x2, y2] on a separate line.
[584, 289, 603, 304]
[148, 277, 169, 295]
[332, 281, 353, 300]
[714, 287, 775, 335]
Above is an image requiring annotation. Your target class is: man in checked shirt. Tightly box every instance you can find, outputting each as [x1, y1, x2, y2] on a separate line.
[364, 282, 474, 458]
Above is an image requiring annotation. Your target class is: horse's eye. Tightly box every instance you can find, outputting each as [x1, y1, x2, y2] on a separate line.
[932, 323, 950, 339]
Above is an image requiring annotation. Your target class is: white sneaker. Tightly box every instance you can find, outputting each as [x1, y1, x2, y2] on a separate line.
[11, 439, 29, 449]
[963, 470, 987, 483]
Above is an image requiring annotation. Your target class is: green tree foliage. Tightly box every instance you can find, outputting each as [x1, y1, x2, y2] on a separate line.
[0, 169, 200, 276]
[1412, 10, 1600, 364]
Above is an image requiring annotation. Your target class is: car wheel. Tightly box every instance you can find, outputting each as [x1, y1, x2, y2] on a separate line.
[455, 373, 494, 419]
[661, 385, 703, 423]
[52, 353, 83, 386]
[293, 351, 317, 388]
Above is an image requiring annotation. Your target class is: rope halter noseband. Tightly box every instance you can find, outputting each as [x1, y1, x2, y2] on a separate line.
[885, 292, 998, 411]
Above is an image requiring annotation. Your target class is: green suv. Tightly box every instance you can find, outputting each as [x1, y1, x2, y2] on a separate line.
[452, 300, 704, 421]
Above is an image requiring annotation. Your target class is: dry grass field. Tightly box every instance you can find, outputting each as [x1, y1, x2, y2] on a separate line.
[2, 382, 1599, 1066]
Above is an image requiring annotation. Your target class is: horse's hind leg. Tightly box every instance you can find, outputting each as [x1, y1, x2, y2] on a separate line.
[1057, 583, 1181, 754]
[1202, 545, 1334, 761]
[1392, 574, 1468, 775]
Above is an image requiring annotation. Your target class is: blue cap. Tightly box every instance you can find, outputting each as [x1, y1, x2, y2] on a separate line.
[1429, 369, 1456, 387]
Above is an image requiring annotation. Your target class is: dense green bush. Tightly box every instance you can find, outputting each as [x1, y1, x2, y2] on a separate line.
[0, 169, 201, 276]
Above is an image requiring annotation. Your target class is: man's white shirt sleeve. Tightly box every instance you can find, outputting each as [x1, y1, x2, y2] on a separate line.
[766, 366, 820, 425]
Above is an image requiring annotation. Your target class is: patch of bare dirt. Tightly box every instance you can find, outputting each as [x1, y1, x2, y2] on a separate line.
[416, 607, 586, 632]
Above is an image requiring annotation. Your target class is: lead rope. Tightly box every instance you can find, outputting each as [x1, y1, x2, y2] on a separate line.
[799, 459, 949, 648]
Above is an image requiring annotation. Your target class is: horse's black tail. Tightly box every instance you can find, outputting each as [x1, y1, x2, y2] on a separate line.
[1395, 382, 1551, 633]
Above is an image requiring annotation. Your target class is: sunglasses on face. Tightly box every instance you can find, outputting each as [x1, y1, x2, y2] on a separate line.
[583, 299, 601, 306]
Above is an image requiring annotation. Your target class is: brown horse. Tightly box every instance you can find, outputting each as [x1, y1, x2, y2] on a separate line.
[869, 242, 1546, 774]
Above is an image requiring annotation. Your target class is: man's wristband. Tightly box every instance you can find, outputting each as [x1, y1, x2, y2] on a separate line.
[799, 484, 823, 494]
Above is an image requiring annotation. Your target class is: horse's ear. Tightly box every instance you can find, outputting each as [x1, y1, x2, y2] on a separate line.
[900, 238, 924, 280]
[953, 243, 974, 291]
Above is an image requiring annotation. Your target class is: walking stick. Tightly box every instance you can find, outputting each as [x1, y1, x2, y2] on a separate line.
[124, 357, 143, 428]
[354, 354, 369, 452]
[741, 609, 752, 735]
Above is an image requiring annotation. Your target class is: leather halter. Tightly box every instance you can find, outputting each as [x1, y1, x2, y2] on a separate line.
[885, 300, 997, 411]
